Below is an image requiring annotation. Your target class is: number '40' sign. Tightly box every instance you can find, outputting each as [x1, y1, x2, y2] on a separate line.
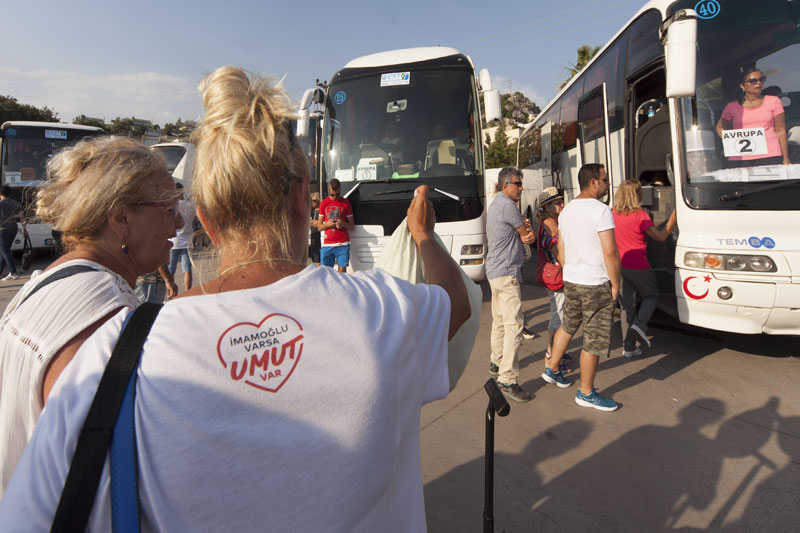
[695, 0, 721, 20]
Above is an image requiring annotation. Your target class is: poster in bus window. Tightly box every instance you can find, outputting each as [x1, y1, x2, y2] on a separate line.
[721, 128, 768, 157]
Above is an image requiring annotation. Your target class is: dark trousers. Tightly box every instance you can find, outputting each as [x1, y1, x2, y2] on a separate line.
[0, 226, 18, 275]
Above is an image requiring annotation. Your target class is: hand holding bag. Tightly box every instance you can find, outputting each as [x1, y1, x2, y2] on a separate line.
[536, 225, 564, 292]
[21, 235, 33, 271]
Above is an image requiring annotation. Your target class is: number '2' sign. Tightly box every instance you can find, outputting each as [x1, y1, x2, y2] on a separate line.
[721, 128, 768, 157]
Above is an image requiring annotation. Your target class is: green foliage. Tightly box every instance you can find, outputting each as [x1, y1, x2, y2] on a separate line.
[72, 114, 105, 129]
[0, 95, 59, 125]
[484, 127, 516, 168]
[162, 119, 196, 139]
[561, 44, 601, 89]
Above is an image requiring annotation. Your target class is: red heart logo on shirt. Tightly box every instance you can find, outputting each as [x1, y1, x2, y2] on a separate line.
[216, 314, 304, 393]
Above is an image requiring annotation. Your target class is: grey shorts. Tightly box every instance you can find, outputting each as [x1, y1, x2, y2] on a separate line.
[562, 281, 614, 357]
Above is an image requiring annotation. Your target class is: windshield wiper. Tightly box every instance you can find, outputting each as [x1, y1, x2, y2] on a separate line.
[718, 179, 800, 203]
[432, 187, 461, 201]
[342, 179, 420, 199]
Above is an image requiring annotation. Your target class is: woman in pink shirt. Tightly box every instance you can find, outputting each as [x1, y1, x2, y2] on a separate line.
[612, 179, 675, 357]
[715, 68, 790, 167]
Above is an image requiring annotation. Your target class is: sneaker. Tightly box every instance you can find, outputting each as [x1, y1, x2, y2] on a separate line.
[622, 347, 642, 359]
[630, 324, 651, 348]
[498, 382, 532, 403]
[575, 388, 618, 412]
[489, 362, 499, 377]
[522, 327, 536, 340]
[541, 367, 572, 388]
[2, 273, 19, 281]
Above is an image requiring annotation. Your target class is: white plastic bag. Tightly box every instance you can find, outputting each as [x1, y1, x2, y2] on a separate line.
[376, 218, 481, 390]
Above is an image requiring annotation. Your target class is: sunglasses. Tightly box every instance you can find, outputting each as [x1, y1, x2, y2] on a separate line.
[744, 76, 766, 84]
[134, 200, 179, 216]
[510, 181, 523, 187]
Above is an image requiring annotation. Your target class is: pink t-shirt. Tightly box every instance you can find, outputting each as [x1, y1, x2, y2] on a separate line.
[720, 95, 784, 160]
[612, 209, 654, 270]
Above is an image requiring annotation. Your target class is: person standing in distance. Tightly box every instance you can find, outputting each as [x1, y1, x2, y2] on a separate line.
[0, 186, 27, 281]
[165, 182, 196, 296]
[317, 178, 354, 272]
[486, 167, 536, 402]
[542, 163, 621, 412]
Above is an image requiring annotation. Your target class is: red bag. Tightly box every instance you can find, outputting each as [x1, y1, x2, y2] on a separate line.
[536, 225, 564, 291]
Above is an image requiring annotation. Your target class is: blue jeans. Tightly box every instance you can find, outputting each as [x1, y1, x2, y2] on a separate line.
[0, 226, 18, 275]
[168, 248, 192, 273]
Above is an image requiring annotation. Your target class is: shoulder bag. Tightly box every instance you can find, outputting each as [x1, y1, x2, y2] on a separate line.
[51, 302, 163, 533]
[535, 225, 564, 292]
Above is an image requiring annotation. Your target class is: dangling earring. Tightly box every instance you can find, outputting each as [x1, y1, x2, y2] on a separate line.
[121, 242, 129, 254]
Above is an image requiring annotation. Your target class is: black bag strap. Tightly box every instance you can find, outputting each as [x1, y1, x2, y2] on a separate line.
[18, 265, 98, 308]
[51, 302, 163, 533]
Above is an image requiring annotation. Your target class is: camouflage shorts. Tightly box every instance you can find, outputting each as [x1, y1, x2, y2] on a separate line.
[562, 281, 614, 357]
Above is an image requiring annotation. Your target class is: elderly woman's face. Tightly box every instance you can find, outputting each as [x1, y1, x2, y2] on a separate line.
[125, 169, 184, 275]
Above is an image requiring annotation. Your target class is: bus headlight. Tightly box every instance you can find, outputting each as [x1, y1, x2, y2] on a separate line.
[683, 252, 776, 272]
[461, 244, 484, 255]
[748, 256, 774, 272]
[460, 258, 484, 266]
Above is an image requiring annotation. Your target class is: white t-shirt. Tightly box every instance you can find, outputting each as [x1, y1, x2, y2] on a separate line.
[0, 260, 139, 499]
[558, 198, 615, 286]
[169, 199, 196, 250]
[0, 266, 450, 532]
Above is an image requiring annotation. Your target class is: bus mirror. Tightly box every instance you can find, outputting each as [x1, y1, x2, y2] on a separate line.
[300, 88, 318, 111]
[478, 69, 493, 92]
[296, 108, 310, 138]
[484, 90, 502, 124]
[662, 9, 698, 98]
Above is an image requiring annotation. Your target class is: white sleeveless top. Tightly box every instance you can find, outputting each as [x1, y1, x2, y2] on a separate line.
[0, 259, 138, 498]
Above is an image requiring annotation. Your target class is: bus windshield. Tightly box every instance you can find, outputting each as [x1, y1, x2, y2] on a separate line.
[150, 145, 187, 174]
[322, 69, 479, 183]
[1, 125, 102, 188]
[673, 0, 800, 209]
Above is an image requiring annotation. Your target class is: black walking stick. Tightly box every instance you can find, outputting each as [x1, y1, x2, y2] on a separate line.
[483, 378, 510, 533]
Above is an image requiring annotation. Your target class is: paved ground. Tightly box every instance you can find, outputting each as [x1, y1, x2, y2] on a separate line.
[3, 252, 798, 531]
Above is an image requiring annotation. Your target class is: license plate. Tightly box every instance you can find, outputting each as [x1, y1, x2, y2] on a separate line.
[45, 238, 55, 245]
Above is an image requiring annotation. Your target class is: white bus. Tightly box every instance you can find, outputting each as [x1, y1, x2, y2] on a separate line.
[150, 141, 195, 190]
[298, 47, 502, 280]
[517, 0, 800, 335]
[0, 121, 104, 250]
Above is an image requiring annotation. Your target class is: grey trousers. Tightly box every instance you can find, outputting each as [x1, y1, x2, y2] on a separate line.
[619, 268, 660, 351]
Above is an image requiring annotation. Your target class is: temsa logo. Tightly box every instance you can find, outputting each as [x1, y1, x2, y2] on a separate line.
[216, 313, 304, 393]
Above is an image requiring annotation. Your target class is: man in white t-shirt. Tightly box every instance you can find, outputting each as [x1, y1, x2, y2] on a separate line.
[166, 182, 195, 297]
[541, 163, 621, 412]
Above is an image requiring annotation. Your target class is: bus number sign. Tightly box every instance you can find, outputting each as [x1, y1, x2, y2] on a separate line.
[721, 128, 768, 157]
[45, 129, 67, 140]
[695, 0, 721, 20]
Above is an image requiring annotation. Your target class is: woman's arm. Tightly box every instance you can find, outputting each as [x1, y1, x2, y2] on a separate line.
[716, 117, 732, 138]
[774, 112, 790, 164]
[644, 209, 676, 243]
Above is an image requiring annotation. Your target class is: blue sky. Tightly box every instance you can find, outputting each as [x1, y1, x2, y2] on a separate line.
[0, 0, 641, 125]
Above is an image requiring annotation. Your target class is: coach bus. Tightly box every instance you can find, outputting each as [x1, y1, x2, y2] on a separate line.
[517, 0, 800, 335]
[298, 47, 502, 280]
[0, 121, 104, 250]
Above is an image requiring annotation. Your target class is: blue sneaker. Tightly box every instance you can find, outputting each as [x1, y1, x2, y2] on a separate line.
[541, 367, 572, 388]
[575, 388, 618, 412]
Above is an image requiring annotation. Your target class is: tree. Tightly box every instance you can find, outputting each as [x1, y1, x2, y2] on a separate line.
[0, 95, 59, 124]
[73, 115, 105, 129]
[162, 119, 197, 139]
[103, 117, 156, 138]
[560, 44, 601, 88]
[484, 127, 516, 168]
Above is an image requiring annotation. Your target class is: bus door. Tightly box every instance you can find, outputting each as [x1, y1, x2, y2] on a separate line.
[578, 82, 614, 204]
[627, 64, 676, 277]
[540, 122, 556, 189]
